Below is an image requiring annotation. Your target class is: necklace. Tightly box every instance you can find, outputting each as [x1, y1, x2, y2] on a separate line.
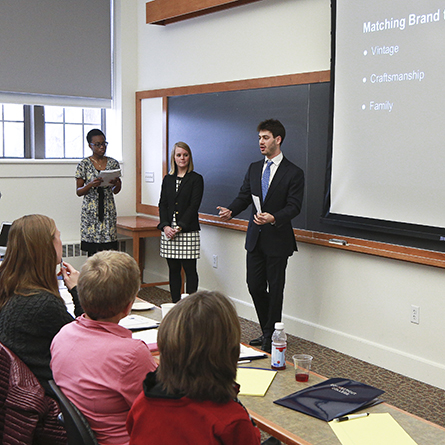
[91, 156, 106, 170]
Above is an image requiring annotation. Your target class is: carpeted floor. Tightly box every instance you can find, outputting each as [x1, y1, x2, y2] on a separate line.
[138, 286, 445, 430]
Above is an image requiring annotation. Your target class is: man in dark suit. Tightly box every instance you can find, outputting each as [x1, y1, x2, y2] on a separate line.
[218, 119, 304, 352]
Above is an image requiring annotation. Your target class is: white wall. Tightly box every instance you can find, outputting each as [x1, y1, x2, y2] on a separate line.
[136, 0, 445, 390]
[2, 0, 443, 391]
[0, 0, 139, 252]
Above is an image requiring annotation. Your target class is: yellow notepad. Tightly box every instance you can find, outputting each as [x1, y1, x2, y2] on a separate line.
[236, 368, 277, 396]
[329, 413, 418, 445]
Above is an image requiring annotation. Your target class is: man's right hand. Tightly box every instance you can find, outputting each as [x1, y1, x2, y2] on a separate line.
[217, 206, 232, 221]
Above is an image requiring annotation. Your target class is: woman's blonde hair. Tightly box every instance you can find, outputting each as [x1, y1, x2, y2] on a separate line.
[77, 250, 141, 320]
[168, 141, 194, 175]
[157, 291, 241, 403]
[0, 214, 60, 307]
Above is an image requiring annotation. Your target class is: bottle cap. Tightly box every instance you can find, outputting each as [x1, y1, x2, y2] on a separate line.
[275, 322, 284, 330]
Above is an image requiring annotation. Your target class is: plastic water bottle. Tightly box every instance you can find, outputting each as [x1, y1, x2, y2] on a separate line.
[271, 322, 287, 370]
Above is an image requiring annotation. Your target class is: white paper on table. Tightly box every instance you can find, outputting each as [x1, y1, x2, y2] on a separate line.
[61, 286, 76, 317]
[119, 314, 159, 330]
[252, 195, 262, 214]
[239, 344, 267, 360]
[132, 300, 155, 311]
[132, 329, 158, 345]
[65, 302, 75, 317]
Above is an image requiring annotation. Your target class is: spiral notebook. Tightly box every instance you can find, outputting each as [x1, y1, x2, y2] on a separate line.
[274, 378, 384, 422]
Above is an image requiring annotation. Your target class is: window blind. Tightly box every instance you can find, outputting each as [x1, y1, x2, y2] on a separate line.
[0, 0, 112, 106]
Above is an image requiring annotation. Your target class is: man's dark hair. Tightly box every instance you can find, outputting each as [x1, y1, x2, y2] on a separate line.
[257, 119, 286, 143]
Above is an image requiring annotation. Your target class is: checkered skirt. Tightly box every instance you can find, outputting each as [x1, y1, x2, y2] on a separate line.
[160, 178, 200, 259]
[160, 228, 200, 259]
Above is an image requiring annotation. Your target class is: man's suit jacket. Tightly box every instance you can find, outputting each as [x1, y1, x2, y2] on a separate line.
[157, 171, 204, 232]
[228, 156, 304, 257]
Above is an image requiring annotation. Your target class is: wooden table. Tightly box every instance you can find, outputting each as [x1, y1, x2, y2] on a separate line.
[238, 358, 445, 445]
[132, 299, 162, 323]
[116, 216, 168, 288]
[131, 304, 445, 445]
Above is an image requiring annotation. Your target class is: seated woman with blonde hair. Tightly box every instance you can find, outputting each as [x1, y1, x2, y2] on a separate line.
[0, 214, 82, 395]
[127, 290, 262, 445]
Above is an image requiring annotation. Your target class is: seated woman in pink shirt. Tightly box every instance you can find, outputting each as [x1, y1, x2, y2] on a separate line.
[51, 251, 157, 445]
[127, 291, 262, 445]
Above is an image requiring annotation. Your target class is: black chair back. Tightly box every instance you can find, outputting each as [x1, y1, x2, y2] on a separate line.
[48, 380, 98, 445]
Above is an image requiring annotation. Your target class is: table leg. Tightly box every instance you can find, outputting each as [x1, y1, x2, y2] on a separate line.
[132, 234, 142, 279]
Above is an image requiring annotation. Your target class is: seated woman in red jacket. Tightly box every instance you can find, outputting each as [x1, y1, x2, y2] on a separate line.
[127, 291, 261, 445]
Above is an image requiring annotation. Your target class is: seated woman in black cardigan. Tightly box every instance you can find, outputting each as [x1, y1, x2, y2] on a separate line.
[157, 142, 204, 302]
[0, 214, 83, 395]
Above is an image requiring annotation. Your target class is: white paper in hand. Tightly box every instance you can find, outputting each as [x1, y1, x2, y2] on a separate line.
[98, 169, 121, 187]
[252, 195, 262, 214]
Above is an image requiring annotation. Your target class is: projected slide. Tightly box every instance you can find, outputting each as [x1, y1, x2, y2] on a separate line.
[331, 1, 445, 232]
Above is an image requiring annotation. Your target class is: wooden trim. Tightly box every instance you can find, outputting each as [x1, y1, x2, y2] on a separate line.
[135, 70, 445, 269]
[146, 0, 264, 26]
[162, 97, 169, 177]
[135, 92, 142, 210]
[136, 203, 159, 216]
[295, 230, 445, 269]
[199, 213, 248, 231]
[199, 214, 445, 269]
[136, 71, 330, 101]
[135, 72, 329, 220]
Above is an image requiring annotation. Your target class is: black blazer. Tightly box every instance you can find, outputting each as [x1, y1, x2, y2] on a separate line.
[157, 171, 204, 233]
[228, 156, 304, 257]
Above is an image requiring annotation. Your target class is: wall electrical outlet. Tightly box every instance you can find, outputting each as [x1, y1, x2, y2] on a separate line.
[411, 305, 420, 324]
[212, 254, 218, 269]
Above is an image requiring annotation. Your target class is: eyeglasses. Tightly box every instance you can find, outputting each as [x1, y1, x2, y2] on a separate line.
[90, 141, 108, 148]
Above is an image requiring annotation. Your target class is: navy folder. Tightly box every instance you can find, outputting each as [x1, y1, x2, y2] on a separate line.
[273, 378, 384, 421]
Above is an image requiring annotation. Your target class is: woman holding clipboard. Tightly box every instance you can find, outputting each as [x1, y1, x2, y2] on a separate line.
[75, 129, 121, 256]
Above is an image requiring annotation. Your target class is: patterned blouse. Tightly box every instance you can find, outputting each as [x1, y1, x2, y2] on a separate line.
[75, 157, 120, 244]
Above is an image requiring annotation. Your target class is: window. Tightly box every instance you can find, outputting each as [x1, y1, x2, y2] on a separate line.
[44, 106, 104, 158]
[0, 104, 25, 157]
[0, 104, 106, 159]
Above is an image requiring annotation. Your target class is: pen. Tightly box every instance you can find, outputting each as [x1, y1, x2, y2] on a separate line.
[237, 360, 252, 364]
[334, 413, 369, 422]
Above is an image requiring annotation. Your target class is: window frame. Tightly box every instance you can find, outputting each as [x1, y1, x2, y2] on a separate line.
[0, 104, 106, 160]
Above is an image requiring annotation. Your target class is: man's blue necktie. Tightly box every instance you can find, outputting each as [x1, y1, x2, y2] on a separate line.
[262, 160, 273, 200]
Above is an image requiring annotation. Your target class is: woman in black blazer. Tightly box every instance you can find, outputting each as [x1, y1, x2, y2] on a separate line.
[157, 142, 204, 302]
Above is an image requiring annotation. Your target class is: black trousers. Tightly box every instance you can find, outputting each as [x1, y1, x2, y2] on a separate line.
[81, 241, 119, 257]
[246, 235, 288, 340]
[166, 258, 198, 303]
